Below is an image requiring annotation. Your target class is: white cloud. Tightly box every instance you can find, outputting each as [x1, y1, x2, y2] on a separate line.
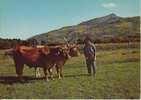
[101, 3, 117, 8]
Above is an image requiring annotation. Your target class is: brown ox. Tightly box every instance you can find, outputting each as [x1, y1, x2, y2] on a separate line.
[38, 44, 80, 80]
[54, 44, 80, 79]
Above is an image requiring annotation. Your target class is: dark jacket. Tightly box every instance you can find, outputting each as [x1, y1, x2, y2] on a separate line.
[84, 43, 96, 60]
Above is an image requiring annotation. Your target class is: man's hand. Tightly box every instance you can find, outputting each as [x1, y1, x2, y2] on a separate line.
[86, 57, 89, 60]
[94, 56, 96, 61]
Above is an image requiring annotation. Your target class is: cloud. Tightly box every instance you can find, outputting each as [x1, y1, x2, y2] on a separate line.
[101, 3, 117, 8]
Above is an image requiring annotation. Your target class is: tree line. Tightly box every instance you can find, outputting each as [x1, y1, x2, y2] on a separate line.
[0, 36, 140, 49]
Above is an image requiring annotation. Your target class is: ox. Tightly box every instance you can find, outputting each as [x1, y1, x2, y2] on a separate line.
[36, 44, 80, 80]
[5, 45, 50, 80]
[54, 44, 80, 79]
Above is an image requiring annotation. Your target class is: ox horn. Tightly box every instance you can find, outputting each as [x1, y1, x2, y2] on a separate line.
[63, 37, 70, 47]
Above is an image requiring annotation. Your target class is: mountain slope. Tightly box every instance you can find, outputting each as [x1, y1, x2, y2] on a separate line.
[30, 13, 140, 44]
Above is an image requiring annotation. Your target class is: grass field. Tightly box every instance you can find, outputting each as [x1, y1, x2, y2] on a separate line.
[0, 43, 140, 99]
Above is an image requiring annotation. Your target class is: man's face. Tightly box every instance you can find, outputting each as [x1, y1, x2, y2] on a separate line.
[85, 40, 91, 45]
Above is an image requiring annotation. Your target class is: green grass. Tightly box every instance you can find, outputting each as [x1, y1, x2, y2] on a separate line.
[0, 44, 140, 99]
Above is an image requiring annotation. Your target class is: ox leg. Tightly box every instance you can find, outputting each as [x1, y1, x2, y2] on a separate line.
[35, 68, 41, 78]
[15, 62, 24, 81]
[35, 67, 37, 78]
[48, 68, 54, 80]
[56, 66, 60, 79]
[56, 66, 62, 80]
[43, 68, 49, 81]
[60, 67, 63, 79]
[37, 68, 41, 77]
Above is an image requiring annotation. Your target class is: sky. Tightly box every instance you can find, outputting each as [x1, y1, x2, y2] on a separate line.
[0, 0, 140, 40]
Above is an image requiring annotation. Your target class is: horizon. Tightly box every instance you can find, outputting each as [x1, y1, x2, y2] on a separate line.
[0, 0, 140, 40]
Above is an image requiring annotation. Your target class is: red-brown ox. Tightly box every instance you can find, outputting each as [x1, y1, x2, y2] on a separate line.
[5, 44, 80, 81]
[5, 45, 50, 80]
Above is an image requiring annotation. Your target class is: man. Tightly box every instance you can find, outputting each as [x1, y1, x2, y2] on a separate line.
[84, 37, 96, 76]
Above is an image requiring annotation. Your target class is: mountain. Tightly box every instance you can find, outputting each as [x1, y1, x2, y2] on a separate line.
[30, 13, 140, 44]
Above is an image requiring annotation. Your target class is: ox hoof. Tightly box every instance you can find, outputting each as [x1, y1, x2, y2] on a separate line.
[35, 74, 41, 78]
[58, 77, 63, 80]
[18, 78, 24, 82]
[51, 78, 54, 80]
[35, 76, 40, 78]
[17, 77, 24, 82]
[46, 79, 50, 82]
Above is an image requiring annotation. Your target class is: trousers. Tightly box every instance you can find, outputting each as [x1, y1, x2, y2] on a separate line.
[86, 59, 96, 74]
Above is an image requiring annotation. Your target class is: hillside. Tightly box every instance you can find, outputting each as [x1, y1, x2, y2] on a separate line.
[30, 13, 140, 44]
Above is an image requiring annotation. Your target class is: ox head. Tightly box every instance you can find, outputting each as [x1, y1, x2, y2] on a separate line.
[4, 45, 25, 62]
[68, 44, 80, 57]
[58, 46, 71, 59]
[5, 49, 13, 56]
[4, 47, 19, 58]
[4, 48, 15, 60]
[63, 37, 80, 57]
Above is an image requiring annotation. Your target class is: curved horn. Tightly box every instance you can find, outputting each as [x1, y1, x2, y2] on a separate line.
[63, 37, 69, 47]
